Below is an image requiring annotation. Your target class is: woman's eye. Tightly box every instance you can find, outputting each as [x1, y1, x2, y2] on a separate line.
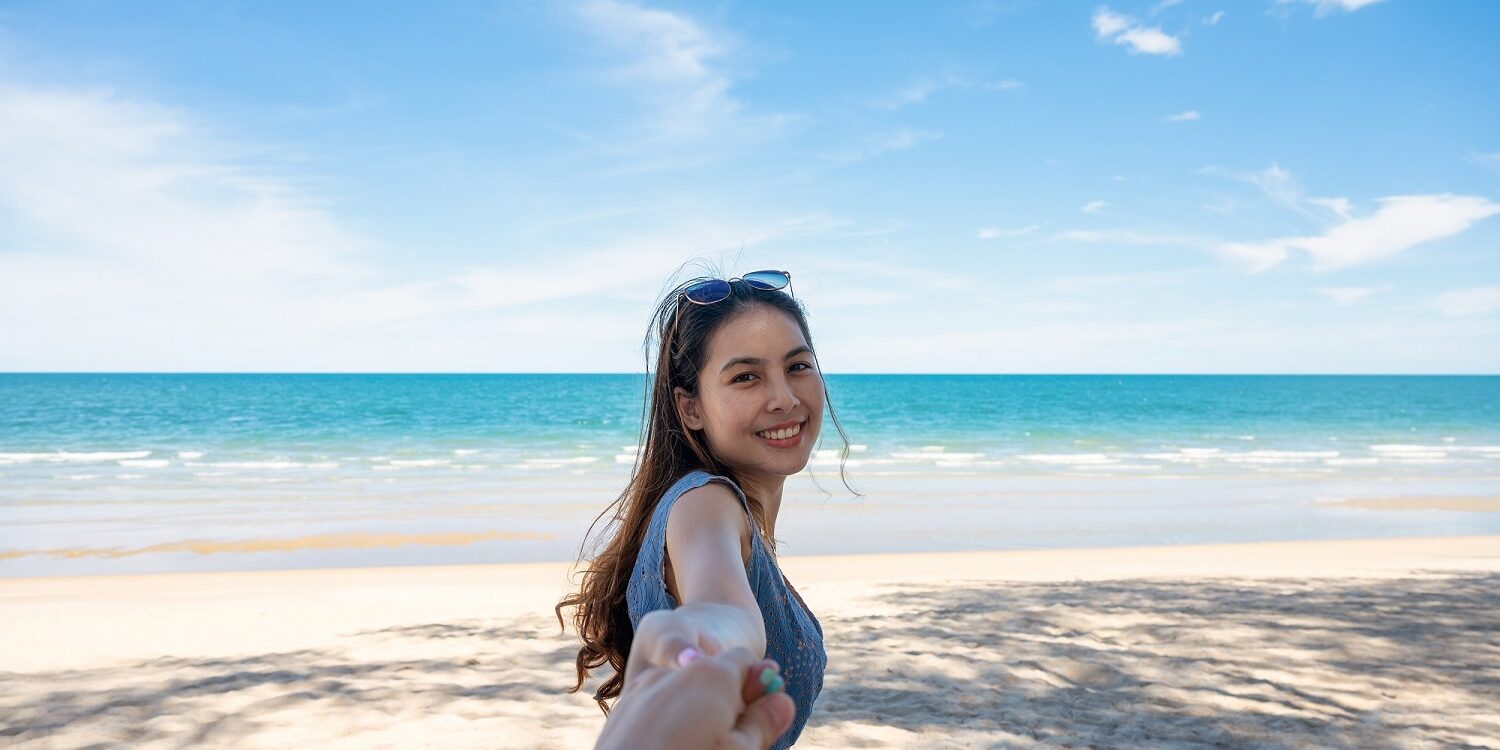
[732, 372, 756, 383]
[790, 362, 812, 372]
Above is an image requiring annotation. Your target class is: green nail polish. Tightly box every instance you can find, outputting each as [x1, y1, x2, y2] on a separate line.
[759, 668, 777, 688]
[764, 674, 784, 694]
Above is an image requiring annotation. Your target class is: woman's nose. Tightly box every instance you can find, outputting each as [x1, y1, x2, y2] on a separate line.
[767, 376, 800, 411]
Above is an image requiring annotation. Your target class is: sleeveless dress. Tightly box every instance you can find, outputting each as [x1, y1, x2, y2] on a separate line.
[627, 469, 827, 749]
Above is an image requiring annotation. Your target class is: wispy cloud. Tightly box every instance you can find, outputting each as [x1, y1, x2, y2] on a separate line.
[1092, 8, 1183, 56]
[1056, 229, 1207, 247]
[978, 225, 1040, 240]
[1204, 11, 1225, 25]
[572, 0, 788, 140]
[1468, 150, 1500, 175]
[1277, 0, 1389, 16]
[1218, 194, 1500, 272]
[1082, 200, 1109, 213]
[1164, 110, 1201, 122]
[1318, 286, 1375, 305]
[821, 128, 943, 164]
[1201, 162, 1330, 221]
[1434, 285, 1500, 317]
[868, 75, 1022, 110]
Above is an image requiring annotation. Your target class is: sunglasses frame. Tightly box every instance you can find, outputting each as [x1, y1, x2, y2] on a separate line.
[680, 270, 793, 306]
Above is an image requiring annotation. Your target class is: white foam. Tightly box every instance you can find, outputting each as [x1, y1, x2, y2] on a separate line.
[615, 454, 637, 464]
[387, 459, 452, 467]
[1179, 448, 1221, 456]
[1071, 463, 1163, 472]
[453, 449, 480, 456]
[1369, 444, 1444, 453]
[176, 451, 204, 459]
[1224, 450, 1338, 464]
[118, 459, 169, 468]
[0, 450, 152, 465]
[206, 460, 340, 470]
[848, 444, 868, 452]
[621, 444, 639, 452]
[520, 457, 598, 466]
[1019, 453, 1116, 465]
[889, 451, 985, 462]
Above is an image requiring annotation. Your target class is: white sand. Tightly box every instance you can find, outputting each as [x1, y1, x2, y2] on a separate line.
[2, 536, 1498, 748]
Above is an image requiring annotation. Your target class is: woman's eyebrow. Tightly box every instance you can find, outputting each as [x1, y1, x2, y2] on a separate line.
[719, 345, 813, 374]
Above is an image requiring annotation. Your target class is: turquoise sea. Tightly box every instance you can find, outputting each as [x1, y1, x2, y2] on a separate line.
[2, 374, 1497, 577]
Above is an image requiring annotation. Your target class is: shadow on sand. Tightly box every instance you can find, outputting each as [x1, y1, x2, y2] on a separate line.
[3, 574, 1497, 748]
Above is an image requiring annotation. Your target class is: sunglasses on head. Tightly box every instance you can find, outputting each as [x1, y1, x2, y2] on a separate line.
[680, 270, 792, 305]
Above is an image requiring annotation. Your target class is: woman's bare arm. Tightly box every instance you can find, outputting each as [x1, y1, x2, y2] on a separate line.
[658, 481, 767, 658]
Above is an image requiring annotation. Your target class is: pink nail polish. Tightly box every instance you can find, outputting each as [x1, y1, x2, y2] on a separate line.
[676, 647, 702, 666]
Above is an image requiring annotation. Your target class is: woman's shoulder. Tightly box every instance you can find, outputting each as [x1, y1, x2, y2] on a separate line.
[663, 468, 745, 502]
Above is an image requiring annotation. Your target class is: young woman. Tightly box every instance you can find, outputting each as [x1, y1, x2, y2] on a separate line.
[558, 269, 855, 749]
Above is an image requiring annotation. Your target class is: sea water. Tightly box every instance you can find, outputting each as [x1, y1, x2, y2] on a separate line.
[2, 374, 1497, 576]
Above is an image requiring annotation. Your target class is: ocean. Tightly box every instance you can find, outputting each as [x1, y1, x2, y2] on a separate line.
[2, 374, 1497, 576]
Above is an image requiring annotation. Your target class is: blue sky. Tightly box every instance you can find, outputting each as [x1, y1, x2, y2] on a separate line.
[1, 0, 1497, 373]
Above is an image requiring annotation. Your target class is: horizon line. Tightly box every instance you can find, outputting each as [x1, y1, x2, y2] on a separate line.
[3, 371, 1498, 377]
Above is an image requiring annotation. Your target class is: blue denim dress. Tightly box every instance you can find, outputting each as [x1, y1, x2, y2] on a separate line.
[627, 469, 827, 749]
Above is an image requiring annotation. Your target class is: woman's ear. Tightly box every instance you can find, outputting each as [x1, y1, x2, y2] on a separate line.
[673, 386, 705, 431]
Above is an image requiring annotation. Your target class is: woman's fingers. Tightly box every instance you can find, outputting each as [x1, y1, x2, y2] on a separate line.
[624, 611, 701, 688]
[729, 691, 796, 750]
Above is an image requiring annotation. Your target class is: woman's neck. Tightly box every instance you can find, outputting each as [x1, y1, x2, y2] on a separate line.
[732, 470, 784, 540]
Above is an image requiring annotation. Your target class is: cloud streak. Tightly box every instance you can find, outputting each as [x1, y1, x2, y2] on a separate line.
[1218, 194, 1500, 272]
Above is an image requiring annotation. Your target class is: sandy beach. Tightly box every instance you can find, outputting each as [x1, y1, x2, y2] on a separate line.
[3, 535, 1498, 749]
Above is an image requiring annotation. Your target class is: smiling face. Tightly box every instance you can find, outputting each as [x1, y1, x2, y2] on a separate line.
[673, 304, 825, 482]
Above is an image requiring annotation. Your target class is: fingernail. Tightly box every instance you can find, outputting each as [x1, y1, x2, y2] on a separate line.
[759, 668, 784, 694]
[676, 647, 702, 667]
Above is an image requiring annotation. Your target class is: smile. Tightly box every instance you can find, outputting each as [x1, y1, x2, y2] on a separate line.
[755, 420, 804, 443]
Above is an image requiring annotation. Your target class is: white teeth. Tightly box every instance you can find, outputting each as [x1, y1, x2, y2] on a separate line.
[757, 422, 801, 440]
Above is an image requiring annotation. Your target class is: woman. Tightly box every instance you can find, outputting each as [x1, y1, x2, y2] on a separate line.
[558, 268, 855, 749]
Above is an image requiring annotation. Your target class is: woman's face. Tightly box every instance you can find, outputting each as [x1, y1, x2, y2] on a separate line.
[674, 304, 825, 481]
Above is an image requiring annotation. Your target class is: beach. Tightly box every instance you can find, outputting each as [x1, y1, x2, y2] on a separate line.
[4, 535, 1498, 748]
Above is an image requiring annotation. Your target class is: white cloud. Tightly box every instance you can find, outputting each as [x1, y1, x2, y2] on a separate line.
[572, 0, 786, 140]
[1278, 0, 1388, 16]
[1093, 8, 1183, 56]
[1435, 285, 1500, 317]
[0, 77, 835, 371]
[1164, 110, 1201, 122]
[1218, 194, 1500, 272]
[1204, 11, 1225, 25]
[1318, 287, 1375, 305]
[978, 225, 1040, 240]
[821, 128, 943, 164]
[1082, 200, 1109, 213]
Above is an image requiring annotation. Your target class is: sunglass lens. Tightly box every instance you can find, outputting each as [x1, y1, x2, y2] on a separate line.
[684, 279, 731, 304]
[741, 270, 789, 291]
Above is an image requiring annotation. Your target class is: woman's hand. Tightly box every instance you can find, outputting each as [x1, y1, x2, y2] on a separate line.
[595, 646, 795, 750]
[624, 608, 729, 683]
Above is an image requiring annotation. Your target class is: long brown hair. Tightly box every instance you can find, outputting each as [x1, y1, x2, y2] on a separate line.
[555, 268, 857, 714]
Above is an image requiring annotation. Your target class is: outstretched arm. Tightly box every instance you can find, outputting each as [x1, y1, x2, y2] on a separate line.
[629, 481, 767, 676]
